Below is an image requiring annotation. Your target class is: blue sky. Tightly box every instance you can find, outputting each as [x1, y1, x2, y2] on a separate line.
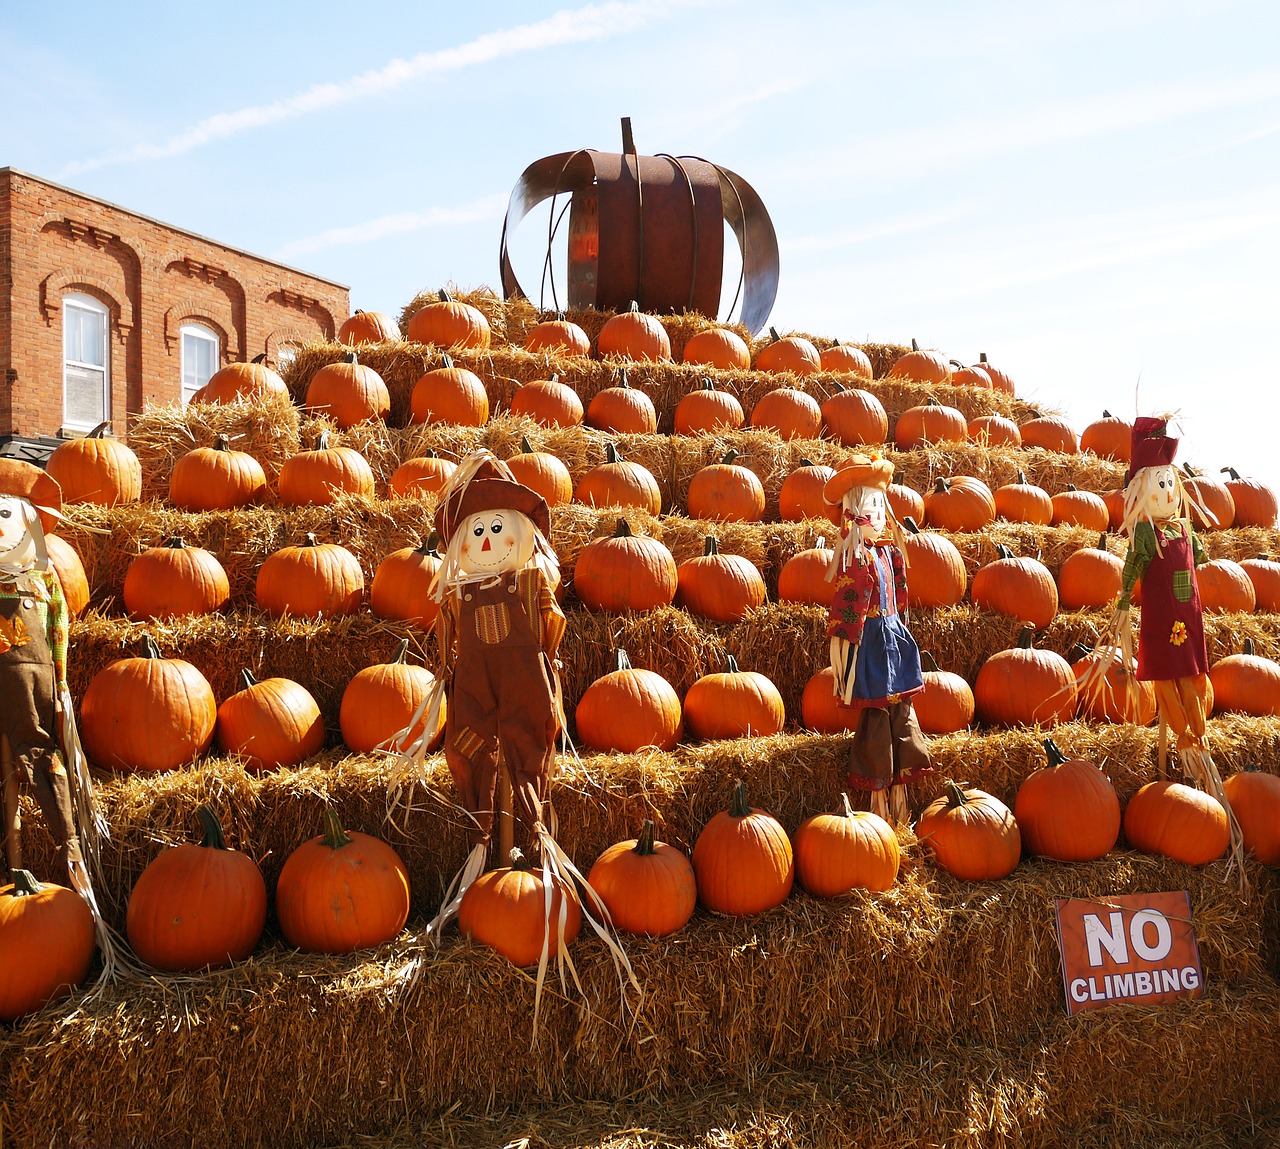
[4, 1, 1278, 497]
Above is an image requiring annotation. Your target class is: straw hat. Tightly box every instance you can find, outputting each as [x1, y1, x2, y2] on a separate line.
[0, 459, 63, 532]
[823, 452, 894, 505]
[434, 457, 550, 545]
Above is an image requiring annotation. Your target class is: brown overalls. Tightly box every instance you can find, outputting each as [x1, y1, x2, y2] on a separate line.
[441, 567, 565, 847]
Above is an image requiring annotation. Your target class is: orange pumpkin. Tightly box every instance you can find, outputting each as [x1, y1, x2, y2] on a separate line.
[574, 649, 683, 753]
[405, 289, 491, 350]
[215, 669, 325, 771]
[800, 667, 860, 733]
[749, 387, 822, 440]
[169, 435, 267, 511]
[1080, 411, 1131, 461]
[894, 399, 967, 449]
[1183, 466, 1235, 530]
[1221, 768, 1280, 865]
[45, 421, 142, 507]
[692, 780, 794, 915]
[277, 433, 375, 505]
[914, 652, 975, 735]
[673, 378, 745, 435]
[923, 476, 995, 532]
[255, 533, 364, 619]
[820, 385, 889, 447]
[887, 339, 951, 385]
[574, 442, 662, 515]
[887, 479, 925, 525]
[993, 472, 1052, 525]
[126, 806, 267, 971]
[524, 313, 591, 357]
[586, 368, 658, 434]
[305, 351, 390, 428]
[1196, 558, 1256, 613]
[974, 628, 1077, 727]
[388, 451, 457, 500]
[1014, 739, 1120, 862]
[504, 439, 574, 508]
[819, 341, 873, 379]
[1240, 555, 1280, 612]
[573, 519, 678, 613]
[410, 353, 489, 427]
[1057, 535, 1124, 610]
[587, 820, 697, 938]
[682, 327, 751, 371]
[1123, 781, 1229, 865]
[900, 518, 967, 608]
[192, 355, 289, 404]
[915, 782, 1021, 881]
[973, 353, 1015, 396]
[1220, 467, 1277, 528]
[276, 809, 411, 953]
[971, 544, 1058, 629]
[683, 653, 785, 741]
[1019, 415, 1078, 454]
[337, 309, 400, 345]
[123, 537, 230, 620]
[1209, 639, 1280, 716]
[596, 302, 671, 361]
[754, 328, 820, 375]
[369, 536, 443, 630]
[778, 539, 836, 606]
[794, 795, 899, 896]
[1050, 486, 1110, 531]
[508, 375, 584, 428]
[967, 414, 1022, 448]
[675, 536, 767, 623]
[460, 848, 581, 966]
[44, 534, 89, 617]
[339, 638, 445, 753]
[0, 870, 95, 1022]
[947, 360, 992, 388]
[778, 461, 840, 525]
[1071, 649, 1157, 726]
[686, 451, 766, 522]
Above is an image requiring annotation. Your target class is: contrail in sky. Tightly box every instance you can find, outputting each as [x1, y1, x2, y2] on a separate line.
[63, 2, 692, 175]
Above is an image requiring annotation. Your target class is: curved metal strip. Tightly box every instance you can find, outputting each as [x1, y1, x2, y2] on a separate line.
[499, 150, 598, 303]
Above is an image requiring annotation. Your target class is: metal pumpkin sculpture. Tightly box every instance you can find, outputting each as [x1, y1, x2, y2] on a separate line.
[499, 118, 780, 333]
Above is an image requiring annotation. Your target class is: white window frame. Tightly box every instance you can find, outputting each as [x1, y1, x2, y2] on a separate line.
[62, 293, 111, 432]
[180, 323, 221, 406]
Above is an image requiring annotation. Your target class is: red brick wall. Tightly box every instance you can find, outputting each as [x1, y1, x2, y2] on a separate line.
[0, 169, 350, 438]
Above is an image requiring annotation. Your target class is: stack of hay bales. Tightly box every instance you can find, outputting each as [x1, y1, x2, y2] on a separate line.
[2, 292, 1278, 1149]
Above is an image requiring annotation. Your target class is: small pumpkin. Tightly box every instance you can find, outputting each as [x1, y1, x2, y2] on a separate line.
[255, 533, 364, 619]
[1014, 739, 1120, 862]
[777, 537, 836, 606]
[573, 519, 678, 613]
[915, 781, 1021, 881]
[369, 536, 443, 630]
[887, 339, 951, 385]
[967, 414, 1022, 448]
[574, 649, 683, 754]
[1219, 467, 1277, 528]
[459, 847, 581, 966]
[45, 421, 142, 507]
[894, 399, 967, 449]
[587, 820, 697, 938]
[973, 353, 1015, 396]
[596, 301, 672, 361]
[923, 475, 995, 532]
[504, 438, 574, 508]
[126, 806, 267, 971]
[1209, 639, 1280, 716]
[913, 651, 975, 735]
[192, 355, 289, 404]
[675, 535, 768, 623]
[749, 386, 822, 440]
[44, 534, 89, 616]
[574, 442, 662, 515]
[974, 628, 1077, 727]
[169, 435, 267, 511]
[683, 652, 785, 741]
[682, 327, 751, 371]
[1050, 486, 1110, 531]
[1221, 768, 1280, 865]
[819, 340, 873, 379]
[1080, 411, 1132, 461]
[0, 869, 95, 1022]
[1019, 415, 1079, 454]
[508, 375, 584, 428]
[524, 313, 591, 357]
[586, 367, 658, 434]
[1123, 781, 1229, 865]
[993, 472, 1053, 526]
[753, 327, 820, 375]
[947, 359, 992, 388]
[123, 537, 230, 620]
[388, 451, 457, 499]
[692, 780, 794, 915]
[405, 289, 491, 350]
[337, 309, 400, 345]
[410, 352, 489, 427]
[277, 433, 375, 505]
[215, 669, 325, 771]
[778, 460, 840, 525]
[1196, 558, 1256, 613]
[1240, 554, 1280, 612]
[794, 794, 899, 896]
[673, 378, 745, 435]
[304, 350, 390, 428]
[971, 544, 1058, 629]
[339, 638, 445, 753]
[686, 450, 766, 522]
[276, 809, 411, 953]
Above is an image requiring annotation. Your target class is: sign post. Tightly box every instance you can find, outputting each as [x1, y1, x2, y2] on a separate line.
[1054, 891, 1204, 1016]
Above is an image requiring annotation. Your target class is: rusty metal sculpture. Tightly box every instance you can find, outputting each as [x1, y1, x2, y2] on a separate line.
[499, 118, 780, 334]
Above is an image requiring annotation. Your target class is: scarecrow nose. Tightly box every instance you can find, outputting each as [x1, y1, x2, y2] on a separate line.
[481, 537, 492, 552]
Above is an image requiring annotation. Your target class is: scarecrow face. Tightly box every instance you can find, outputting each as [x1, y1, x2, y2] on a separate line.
[0, 495, 36, 565]
[457, 509, 536, 576]
[1138, 465, 1179, 520]
[847, 487, 887, 543]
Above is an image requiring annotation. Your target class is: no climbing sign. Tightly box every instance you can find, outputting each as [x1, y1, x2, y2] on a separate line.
[1054, 891, 1204, 1016]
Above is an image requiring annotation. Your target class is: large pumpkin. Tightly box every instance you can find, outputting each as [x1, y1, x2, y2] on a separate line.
[1183, 466, 1235, 530]
[339, 638, 445, 753]
[749, 387, 822, 440]
[1209, 639, 1280, 716]
[277, 433, 375, 505]
[894, 399, 968, 449]
[900, 518, 967, 609]
[683, 653, 785, 741]
[44, 534, 90, 617]
[304, 351, 391, 428]
[1080, 411, 1132, 461]
[973, 352, 1015, 396]
[1019, 415, 1078, 454]
[993, 472, 1052, 526]
[967, 414, 1022, 448]
[1014, 739, 1120, 862]
[388, 451, 457, 500]
[276, 809, 411, 953]
[192, 355, 288, 404]
[459, 848, 581, 966]
[575, 649, 683, 753]
[126, 806, 267, 972]
[1057, 535, 1124, 610]
[675, 536, 767, 623]
[504, 438, 574, 508]
[800, 667, 860, 734]
[682, 327, 751, 371]
[673, 378, 745, 435]
[1221, 768, 1280, 865]
[1050, 486, 1110, 531]
[123, 537, 230, 620]
[1071, 649, 1157, 726]
[887, 339, 950, 385]
[45, 421, 142, 507]
[369, 536, 443, 630]
[255, 534, 364, 619]
[587, 820, 697, 938]
[819, 341, 873, 379]
[753, 328, 820, 375]
[596, 302, 672, 362]
[686, 451, 766, 522]
[586, 368, 658, 435]
[692, 780, 794, 915]
[915, 782, 1021, 881]
[794, 794, 899, 896]
[215, 669, 325, 771]
[573, 519, 678, 613]
[79, 635, 217, 772]
[778, 461, 840, 525]
[410, 353, 489, 427]
[337, 309, 400, 345]
[913, 652, 975, 735]
[1123, 781, 1229, 865]
[405, 289, 491, 350]
[508, 376, 584, 428]
[974, 628, 1077, 727]
[1196, 559, 1256, 614]
[0, 869, 95, 1022]
[524, 313, 591, 357]
[1240, 555, 1280, 613]
[820, 385, 888, 447]
[1220, 467, 1277, 528]
[971, 544, 1058, 629]
[169, 435, 267, 511]
[777, 539, 836, 607]
[574, 443, 662, 515]
[923, 476, 996, 532]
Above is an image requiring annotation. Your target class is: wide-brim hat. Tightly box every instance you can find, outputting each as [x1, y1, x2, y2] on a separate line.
[434, 458, 551, 545]
[1126, 415, 1178, 485]
[0, 459, 63, 533]
[823, 453, 895, 505]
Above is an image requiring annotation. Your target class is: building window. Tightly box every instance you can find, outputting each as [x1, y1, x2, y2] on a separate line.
[63, 293, 110, 431]
[181, 323, 220, 405]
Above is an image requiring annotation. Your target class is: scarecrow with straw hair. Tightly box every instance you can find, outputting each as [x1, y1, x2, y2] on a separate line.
[823, 452, 931, 824]
[1090, 415, 1242, 859]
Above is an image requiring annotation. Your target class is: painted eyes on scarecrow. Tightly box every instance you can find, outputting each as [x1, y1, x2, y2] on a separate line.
[472, 521, 506, 537]
[0, 508, 10, 519]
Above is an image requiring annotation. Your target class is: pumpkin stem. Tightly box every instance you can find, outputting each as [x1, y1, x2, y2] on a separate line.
[239, 668, 258, 691]
[252, 353, 267, 364]
[509, 846, 532, 871]
[549, 374, 560, 385]
[634, 820, 657, 856]
[140, 634, 162, 660]
[979, 352, 989, 364]
[723, 651, 740, 673]
[840, 792, 855, 818]
[212, 434, 232, 452]
[995, 543, 1016, 560]
[728, 779, 751, 818]
[617, 366, 630, 388]
[1015, 470, 1027, 484]
[1042, 738, 1067, 768]
[321, 808, 353, 850]
[721, 450, 738, 465]
[316, 431, 331, 451]
[605, 442, 622, 464]
[302, 533, 320, 548]
[390, 638, 411, 666]
[911, 338, 920, 352]
[1243, 638, 1256, 656]
[768, 326, 780, 343]
[441, 353, 455, 371]
[1097, 533, 1109, 550]
[612, 649, 633, 673]
[933, 477, 950, 493]
[343, 350, 359, 366]
[699, 377, 715, 392]
[196, 806, 229, 850]
[1066, 483, 1078, 492]
[9, 869, 41, 897]
[943, 780, 970, 808]
[520, 436, 536, 454]
[703, 536, 720, 556]
[902, 516, 921, 534]
[920, 651, 939, 673]
[798, 457, 815, 468]
[1220, 466, 1242, 480]
[88, 420, 112, 439]
[627, 301, 640, 314]
[439, 289, 452, 302]
[613, 518, 633, 538]
[1016, 627, 1035, 650]
[416, 534, 441, 556]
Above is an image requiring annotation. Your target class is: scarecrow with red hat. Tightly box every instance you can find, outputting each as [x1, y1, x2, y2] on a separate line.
[823, 452, 931, 824]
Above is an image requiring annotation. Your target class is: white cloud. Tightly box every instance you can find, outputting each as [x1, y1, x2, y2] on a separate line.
[63, 2, 701, 175]
[272, 193, 509, 259]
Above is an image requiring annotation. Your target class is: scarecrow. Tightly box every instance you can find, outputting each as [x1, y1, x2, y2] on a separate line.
[0, 459, 120, 968]
[1095, 415, 1241, 858]
[823, 452, 931, 824]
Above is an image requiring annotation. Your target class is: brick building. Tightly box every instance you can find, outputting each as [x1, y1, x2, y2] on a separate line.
[0, 167, 349, 444]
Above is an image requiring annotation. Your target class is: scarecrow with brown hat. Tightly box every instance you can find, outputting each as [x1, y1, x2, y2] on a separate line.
[823, 452, 931, 824]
